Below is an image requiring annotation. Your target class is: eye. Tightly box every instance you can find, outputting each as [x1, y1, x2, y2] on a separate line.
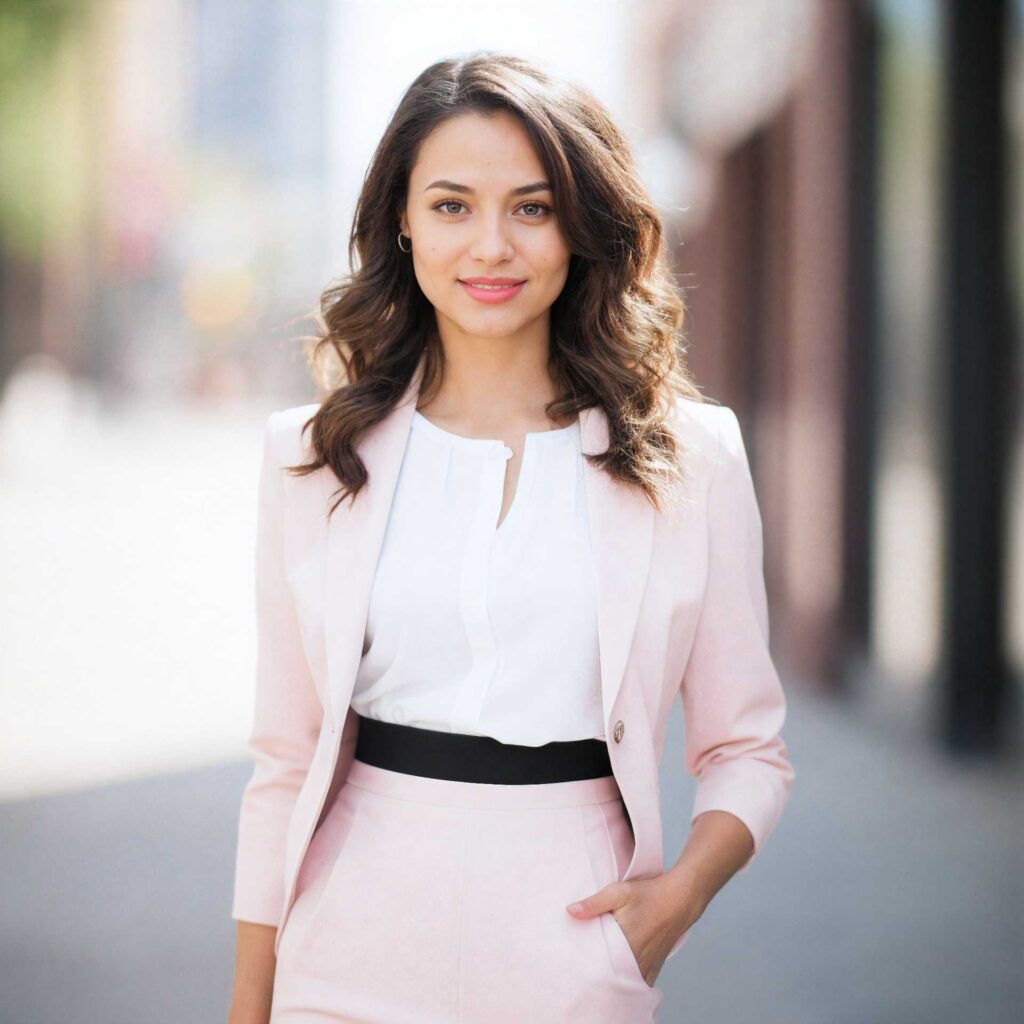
[433, 199, 466, 215]
[518, 201, 552, 217]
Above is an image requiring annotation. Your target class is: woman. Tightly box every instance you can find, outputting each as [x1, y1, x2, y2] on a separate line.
[227, 53, 794, 1024]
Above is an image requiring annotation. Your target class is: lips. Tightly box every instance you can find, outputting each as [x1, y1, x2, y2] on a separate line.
[458, 278, 526, 304]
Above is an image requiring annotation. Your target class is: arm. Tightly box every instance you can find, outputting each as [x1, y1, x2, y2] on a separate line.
[227, 922, 277, 1024]
[228, 413, 324, 1019]
[665, 404, 795, 907]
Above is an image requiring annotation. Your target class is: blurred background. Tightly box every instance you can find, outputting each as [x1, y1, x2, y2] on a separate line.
[1, 0, 1021, 1021]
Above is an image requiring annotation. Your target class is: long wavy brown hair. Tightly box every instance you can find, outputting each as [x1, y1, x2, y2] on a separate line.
[290, 52, 708, 516]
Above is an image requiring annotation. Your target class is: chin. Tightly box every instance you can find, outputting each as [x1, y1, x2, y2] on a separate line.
[442, 309, 524, 335]
[457, 323, 523, 342]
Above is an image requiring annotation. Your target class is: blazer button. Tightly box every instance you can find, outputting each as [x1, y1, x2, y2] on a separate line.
[613, 720, 625, 743]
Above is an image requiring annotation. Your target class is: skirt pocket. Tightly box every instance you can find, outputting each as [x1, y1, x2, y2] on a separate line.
[577, 801, 659, 994]
[602, 908, 654, 989]
[276, 782, 365, 966]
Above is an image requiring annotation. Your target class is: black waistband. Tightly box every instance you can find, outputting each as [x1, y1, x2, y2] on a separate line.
[353, 713, 613, 785]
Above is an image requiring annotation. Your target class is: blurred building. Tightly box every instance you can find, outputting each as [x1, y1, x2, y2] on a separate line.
[631, 0, 1021, 761]
[0, 0, 331, 405]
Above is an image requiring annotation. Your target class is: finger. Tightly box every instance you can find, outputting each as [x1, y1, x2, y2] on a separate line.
[565, 885, 616, 918]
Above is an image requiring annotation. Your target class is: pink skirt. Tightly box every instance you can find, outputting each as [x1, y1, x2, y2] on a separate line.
[270, 757, 664, 1022]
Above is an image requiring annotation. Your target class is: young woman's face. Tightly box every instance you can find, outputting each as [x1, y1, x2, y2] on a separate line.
[400, 110, 571, 344]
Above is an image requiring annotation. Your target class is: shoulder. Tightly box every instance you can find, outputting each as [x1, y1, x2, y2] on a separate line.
[263, 402, 322, 465]
[669, 395, 736, 461]
[666, 397, 753, 507]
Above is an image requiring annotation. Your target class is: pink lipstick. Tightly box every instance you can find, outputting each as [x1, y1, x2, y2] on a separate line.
[458, 277, 526, 304]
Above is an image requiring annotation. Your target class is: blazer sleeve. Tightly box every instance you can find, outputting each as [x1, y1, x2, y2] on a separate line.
[680, 404, 795, 873]
[231, 412, 325, 926]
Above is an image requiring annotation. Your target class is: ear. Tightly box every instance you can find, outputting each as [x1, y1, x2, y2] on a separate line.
[398, 208, 409, 237]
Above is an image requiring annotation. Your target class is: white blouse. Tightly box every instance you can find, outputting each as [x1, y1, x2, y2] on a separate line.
[350, 408, 607, 745]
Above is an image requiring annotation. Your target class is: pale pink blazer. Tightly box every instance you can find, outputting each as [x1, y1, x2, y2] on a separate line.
[231, 351, 795, 961]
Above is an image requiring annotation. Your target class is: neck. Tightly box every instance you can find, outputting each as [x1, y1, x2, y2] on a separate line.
[422, 320, 567, 431]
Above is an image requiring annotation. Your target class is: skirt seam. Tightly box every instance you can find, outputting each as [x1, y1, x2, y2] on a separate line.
[455, 805, 467, 1022]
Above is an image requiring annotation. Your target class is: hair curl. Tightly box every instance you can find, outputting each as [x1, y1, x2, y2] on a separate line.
[289, 51, 709, 516]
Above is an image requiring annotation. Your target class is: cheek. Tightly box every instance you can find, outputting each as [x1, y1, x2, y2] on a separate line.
[411, 246, 454, 291]
[534, 251, 571, 292]
[413, 237, 461, 276]
[531, 234, 571, 275]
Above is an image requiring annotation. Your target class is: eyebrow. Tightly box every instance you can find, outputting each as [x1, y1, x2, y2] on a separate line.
[424, 179, 552, 196]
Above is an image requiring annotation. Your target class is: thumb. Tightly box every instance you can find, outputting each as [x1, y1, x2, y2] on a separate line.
[565, 885, 618, 920]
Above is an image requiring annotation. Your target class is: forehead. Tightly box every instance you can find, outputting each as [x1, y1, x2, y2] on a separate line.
[410, 111, 547, 186]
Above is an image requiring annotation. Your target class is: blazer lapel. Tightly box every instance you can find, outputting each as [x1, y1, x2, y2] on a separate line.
[578, 405, 655, 732]
[323, 351, 655, 737]
[323, 356, 424, 727]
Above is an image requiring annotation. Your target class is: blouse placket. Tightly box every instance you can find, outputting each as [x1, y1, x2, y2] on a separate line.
[448, 437, 514, 733]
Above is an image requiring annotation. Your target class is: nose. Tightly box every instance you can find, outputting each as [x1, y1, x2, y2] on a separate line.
[468, 213, 515, 265]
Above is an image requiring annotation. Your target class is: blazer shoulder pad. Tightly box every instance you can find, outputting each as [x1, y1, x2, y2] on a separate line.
[670, 395, 726, 459]
[265, 402, 321, 466]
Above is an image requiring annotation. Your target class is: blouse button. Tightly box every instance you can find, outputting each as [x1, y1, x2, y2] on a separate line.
[613, 720, 625, 743]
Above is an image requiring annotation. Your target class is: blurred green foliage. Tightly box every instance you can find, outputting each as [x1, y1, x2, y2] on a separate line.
[0, 0, 86, 261]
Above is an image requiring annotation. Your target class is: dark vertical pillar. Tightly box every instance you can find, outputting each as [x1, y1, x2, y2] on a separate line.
[940, 0, 1013, 753]
[842, 0, 880, 666]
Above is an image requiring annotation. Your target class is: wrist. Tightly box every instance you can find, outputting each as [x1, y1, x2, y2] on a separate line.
[659, 861, 711, 928]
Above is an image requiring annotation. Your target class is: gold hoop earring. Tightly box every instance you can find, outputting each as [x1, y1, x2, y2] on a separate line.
[397, 231, 412, 253]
